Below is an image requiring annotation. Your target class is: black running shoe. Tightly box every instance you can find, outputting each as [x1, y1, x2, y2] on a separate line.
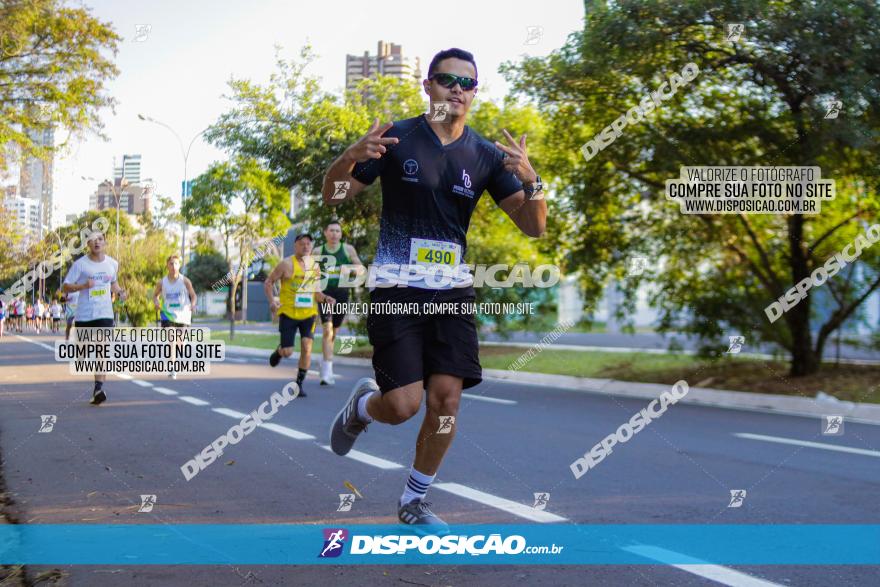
[329, 377, 377, 455]
[90, 389, 107, 405]
[398, 499, 449, 533]
[298, 384, 307, 398]
[269, 347, 281, 367]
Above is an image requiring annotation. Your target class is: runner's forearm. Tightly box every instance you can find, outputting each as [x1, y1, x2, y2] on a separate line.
[512, 199, 547, 237]
[322, 151, 358, 205]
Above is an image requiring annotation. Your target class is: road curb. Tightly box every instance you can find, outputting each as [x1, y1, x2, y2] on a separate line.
[223, 345, 880, 425]
[482, 369, 880, 425]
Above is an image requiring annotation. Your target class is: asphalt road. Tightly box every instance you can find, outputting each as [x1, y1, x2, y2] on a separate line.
[1, 331, 878, 586]
[196, 319, 880, 362]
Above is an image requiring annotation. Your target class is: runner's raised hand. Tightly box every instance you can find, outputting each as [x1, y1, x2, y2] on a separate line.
[346, 119, 399, 164]
[494, 129, 537, 184]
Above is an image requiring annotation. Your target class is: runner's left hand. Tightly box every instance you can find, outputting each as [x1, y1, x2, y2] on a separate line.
[323, 295, 337, 307]
[495, 129, 538, 184]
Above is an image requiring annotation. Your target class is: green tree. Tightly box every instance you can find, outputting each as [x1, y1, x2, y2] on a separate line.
[187, 251, 228, 293]
[0, 0, 119, 164]
[184, 156, 290, 338]
[205, 46, 426, 257]
[503, 0, 880, 376]
[0, 204, 24, 283]
[118, 230, 177, 326]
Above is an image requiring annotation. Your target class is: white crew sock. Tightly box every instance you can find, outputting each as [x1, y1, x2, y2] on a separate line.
[325, 361, 333, 377]
[400, 466, 435, 506]
[357, 391, 374, 423]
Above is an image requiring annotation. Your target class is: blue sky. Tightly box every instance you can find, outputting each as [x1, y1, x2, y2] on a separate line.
[53, 0, 584, 223]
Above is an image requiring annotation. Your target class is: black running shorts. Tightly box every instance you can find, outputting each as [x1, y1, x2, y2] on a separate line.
[75, 318, 115, 328]
[279, 314, 316, 347]
[367, 286, 481, 393]
[318, 286, 350, 328]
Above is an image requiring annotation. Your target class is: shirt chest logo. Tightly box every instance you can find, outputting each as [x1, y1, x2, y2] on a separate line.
[402, 159, 420, 183]
[452, 168, 475, 198]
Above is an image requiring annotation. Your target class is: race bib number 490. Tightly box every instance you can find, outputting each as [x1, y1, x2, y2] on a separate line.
[409, 239, 460, 268]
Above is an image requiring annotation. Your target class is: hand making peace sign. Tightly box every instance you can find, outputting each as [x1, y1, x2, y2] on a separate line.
[346, 119, 400, 164]
[494, 129, 538, 185]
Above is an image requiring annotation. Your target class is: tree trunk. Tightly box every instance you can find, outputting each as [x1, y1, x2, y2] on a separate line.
[789, 322, 819, 376]
[228, 262, 237, 341]
[786, 214, 820, 376]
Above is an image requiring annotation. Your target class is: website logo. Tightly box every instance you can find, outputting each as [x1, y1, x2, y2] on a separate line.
[437, 416, 455, 434]
[39, 415, 57, 433]
[337, 493, 355, 512]
[822, 415, 844, 436]
[532, 492, 549, 511]
[319, 528, 348, 558]
[726, 335, 745, 354]
[332, 181, 350, 200]
[728, 489, 747, 508]
[138, 494, 157, 513]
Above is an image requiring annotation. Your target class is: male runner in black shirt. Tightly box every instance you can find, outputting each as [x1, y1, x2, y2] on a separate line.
[323, 48, 546, 529]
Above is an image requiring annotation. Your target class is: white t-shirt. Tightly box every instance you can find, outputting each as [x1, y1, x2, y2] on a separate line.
[63, 255, 118, 322]
[50, 303, 62, 318]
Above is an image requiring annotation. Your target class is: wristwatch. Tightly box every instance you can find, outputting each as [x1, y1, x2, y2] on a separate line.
[523, 175, 544, 200]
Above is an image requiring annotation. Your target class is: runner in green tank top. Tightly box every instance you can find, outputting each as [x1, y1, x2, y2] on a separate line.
[314, 221, 363, 385]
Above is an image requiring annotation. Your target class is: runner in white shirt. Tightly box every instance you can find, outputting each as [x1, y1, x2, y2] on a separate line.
[153, 254, 197, 379]
[62, 231, 126, 405]
[49, 300, 62, 334]
[34, 299, 44, 333]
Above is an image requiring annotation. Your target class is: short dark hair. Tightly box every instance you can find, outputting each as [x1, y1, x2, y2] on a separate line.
[427, 48, 477, 79]
[294, 233, 312, 243]
[325, 220, 341, 229]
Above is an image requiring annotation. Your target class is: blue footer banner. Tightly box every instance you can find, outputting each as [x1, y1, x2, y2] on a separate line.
[1, 524, 878, 565]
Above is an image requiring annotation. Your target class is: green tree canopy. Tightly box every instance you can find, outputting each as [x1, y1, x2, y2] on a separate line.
[0, 0, 119, 163]
[502, 0, 880, 375]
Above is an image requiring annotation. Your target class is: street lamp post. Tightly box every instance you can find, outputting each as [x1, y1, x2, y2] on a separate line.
[137, 115, 210, 264]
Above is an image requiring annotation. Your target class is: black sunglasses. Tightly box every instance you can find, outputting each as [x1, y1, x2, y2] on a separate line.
[429, 73, 478, 91]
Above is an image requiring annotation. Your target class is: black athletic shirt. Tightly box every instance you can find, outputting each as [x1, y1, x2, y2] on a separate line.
[352, 114, 523, 289]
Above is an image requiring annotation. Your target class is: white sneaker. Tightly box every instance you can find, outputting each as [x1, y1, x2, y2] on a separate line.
[320, 362, 334, 386]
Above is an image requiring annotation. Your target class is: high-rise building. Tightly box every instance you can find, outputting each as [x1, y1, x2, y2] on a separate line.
[18, 127, 54, 235]
[89, 178, 151, 215]
[113, 154, 142, 185]
[345, 41, 422, 91]
[3, 193, 42, 245]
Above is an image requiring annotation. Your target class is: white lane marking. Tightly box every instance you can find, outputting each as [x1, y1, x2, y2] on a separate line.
[132, 379, 153, 388]
[623, 545, 784, 586]
[178, 396, 210, 406]
[153, 387, 179, 396]
[319, 444, 403, 470]
[734, 432, 880, 458]
[261, 422, 315, 440]
[432, 482, 567, 523]
[15, 335, 55, 351]
[461, 393, 516, 405]
[115, 373, 133, 380]
[213, 408, 248, 419]
[226, 358, 247, 363]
